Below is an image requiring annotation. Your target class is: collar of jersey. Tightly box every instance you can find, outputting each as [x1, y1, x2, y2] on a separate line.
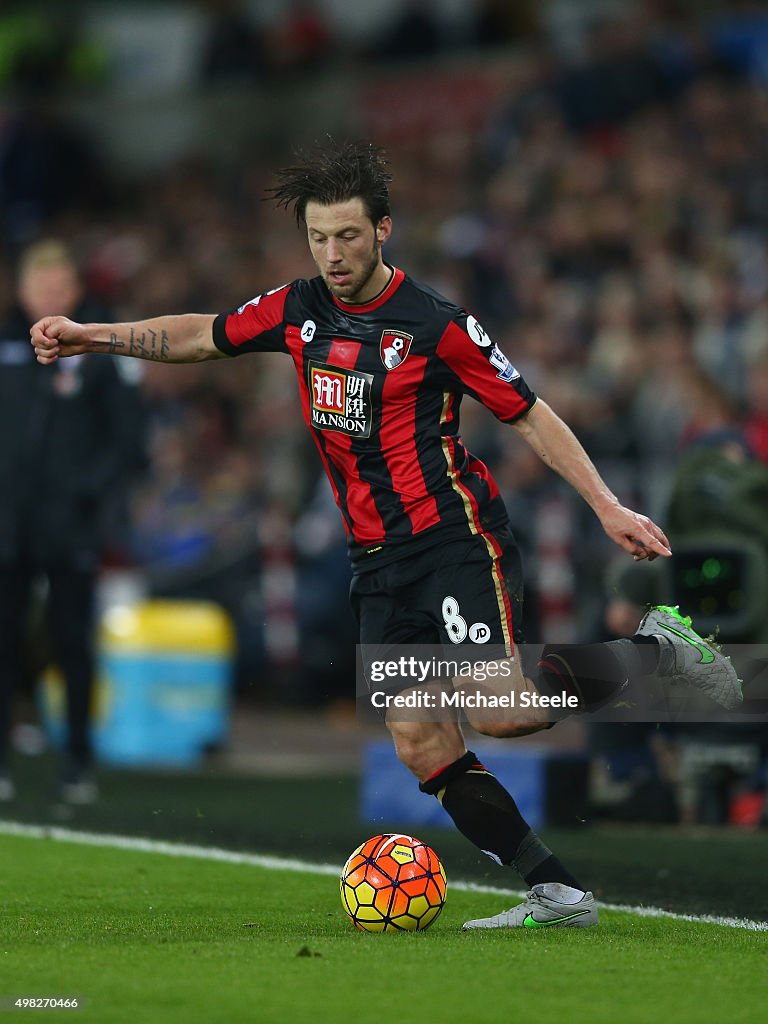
[330, 266, 404, 314]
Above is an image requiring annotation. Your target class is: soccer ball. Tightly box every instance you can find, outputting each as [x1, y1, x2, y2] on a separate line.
[339, 833, 447, 932]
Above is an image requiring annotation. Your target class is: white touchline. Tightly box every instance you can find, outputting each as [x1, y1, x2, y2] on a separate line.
[1, 820, 765, 933]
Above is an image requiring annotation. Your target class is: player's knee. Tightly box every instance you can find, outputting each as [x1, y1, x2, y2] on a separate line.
[391, 736, 443, 780]
[386, 721, 464, 781]
[392, 738, 427, 778]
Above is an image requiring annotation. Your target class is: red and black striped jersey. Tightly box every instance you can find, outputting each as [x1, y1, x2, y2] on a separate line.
[212, 266, 536, 572]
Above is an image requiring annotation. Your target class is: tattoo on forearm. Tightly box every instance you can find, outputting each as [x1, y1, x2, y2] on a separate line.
[128, 327, 171, 361]
[90, 333, 126, 354]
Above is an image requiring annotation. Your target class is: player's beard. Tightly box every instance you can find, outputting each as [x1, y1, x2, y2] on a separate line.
[325, 244, 381, 302]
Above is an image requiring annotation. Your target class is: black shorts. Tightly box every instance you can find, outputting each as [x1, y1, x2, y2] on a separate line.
[350, 524, 525, 655]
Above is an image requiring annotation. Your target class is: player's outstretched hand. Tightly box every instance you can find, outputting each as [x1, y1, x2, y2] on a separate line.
[598, 503, 672, 561]
[30, 316, 88, 364]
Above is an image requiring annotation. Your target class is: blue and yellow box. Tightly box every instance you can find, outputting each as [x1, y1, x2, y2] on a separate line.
[40, 600, 234, 767]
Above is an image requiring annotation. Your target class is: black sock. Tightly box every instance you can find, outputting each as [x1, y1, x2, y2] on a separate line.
[608, 635, 663, 675]
[525, 854, 580, 889]
[538, 644, 628, 713]
[419, 751, 583, 890]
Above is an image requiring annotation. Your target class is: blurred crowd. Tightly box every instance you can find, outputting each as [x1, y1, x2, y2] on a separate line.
[1, 2, 768, 819]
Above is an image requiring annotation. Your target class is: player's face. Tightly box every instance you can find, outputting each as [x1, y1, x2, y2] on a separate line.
[305, 198, 392, 303]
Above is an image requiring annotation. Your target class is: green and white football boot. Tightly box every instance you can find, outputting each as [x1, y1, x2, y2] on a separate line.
[636, 605, 742, 710]
[463, 884, 597, 930]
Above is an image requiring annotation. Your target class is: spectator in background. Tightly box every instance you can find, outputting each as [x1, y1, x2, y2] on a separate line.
[201, 0, 268, 84]
[0, 240, 145, 803]
[270, 1, 334, 75]
[293, 476, 355, 707]
[468, 0, 539, 49]
[372, 0, 443, 63]
[0, 98, 104, 248]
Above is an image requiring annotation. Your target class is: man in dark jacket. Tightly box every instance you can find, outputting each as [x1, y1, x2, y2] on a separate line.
[0, 239, 143, 802]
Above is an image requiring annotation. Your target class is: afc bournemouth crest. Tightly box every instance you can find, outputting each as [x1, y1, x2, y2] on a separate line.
[380, 330, 413, 370]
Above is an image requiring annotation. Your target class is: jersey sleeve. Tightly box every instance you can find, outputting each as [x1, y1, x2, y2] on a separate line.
[434, 313, 537, 423]
[212, 283, 292, 356]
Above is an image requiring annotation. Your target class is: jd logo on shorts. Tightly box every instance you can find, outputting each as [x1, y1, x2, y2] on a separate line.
[468, 622, 491, 643]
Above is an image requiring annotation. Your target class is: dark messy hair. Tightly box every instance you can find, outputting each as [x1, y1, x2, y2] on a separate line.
[268, 139, 392, 227]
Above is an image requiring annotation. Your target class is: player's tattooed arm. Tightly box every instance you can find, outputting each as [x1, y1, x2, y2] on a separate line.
[88, 327, 170, 360]
[30, 313, 225, 365]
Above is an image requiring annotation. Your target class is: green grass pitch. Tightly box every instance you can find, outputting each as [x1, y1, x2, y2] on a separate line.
[1, 832, 765, 1024]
